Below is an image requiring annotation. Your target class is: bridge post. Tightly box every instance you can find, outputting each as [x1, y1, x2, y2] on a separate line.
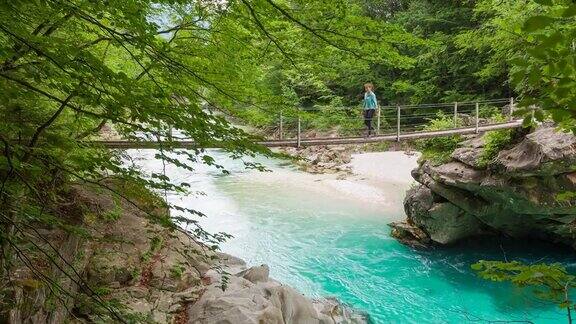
[297, 109, 301, 148]
[475, 102, 480, 134]
[453, 102, 458, 127]
[279, 111, 283, 140]
[396, 106, 401, 142]
[377, 105, 381, 135]
[509, 97, 514, 121]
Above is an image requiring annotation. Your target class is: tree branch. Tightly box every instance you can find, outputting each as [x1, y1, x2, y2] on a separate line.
[263, 0, 365, 59]
[240, 0, 298, 69]
[22, 87, 79, 162]
[0, 10, 75, 72]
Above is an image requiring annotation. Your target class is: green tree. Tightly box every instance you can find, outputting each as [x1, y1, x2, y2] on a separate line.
[222, 0, 421, 133]
[368, 0, 514, 105]
[510, 0, 576, 132]
[454, 0, 576, 133]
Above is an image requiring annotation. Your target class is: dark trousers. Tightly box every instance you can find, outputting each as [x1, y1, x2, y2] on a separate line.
[363, 109, 375, 134]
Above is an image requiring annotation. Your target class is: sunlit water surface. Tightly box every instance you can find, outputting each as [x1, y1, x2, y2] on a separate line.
[129, 149, 575, 323]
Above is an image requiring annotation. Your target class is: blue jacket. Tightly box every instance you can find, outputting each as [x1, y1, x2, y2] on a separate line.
[363, 91, 377, 110]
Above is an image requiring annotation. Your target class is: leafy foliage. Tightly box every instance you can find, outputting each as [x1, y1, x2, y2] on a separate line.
[473, 260, 576, 320]
[455, 0, 576, 133]
[224, 1, 420, 135]
[386, 0, 511, 104]
[415, 112, 462, 164]
[477, 129, 513, 168]
[511, 0, 576, 132]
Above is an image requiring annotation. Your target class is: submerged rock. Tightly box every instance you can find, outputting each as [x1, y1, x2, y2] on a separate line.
[396, 125, 576, 248]
[389, 221, 430, 248]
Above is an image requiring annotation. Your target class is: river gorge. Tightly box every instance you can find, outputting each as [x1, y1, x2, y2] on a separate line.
[130, 148, 574, 323]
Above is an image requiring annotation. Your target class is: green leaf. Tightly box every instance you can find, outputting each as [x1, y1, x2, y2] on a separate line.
[527, 47, 548, 60]
[563, 4, 576, 17]
[534, 0, 553, 5]
[534, 109, 545, 121]
[527, 68, 542, 86]
[510, 69, 526, 86]
[509, 57, 530, 67]
[540, 32, 563, 47]
[523, 15, 555, 32]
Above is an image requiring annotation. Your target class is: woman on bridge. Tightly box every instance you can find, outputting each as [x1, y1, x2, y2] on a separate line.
[362, 83, 378, 137]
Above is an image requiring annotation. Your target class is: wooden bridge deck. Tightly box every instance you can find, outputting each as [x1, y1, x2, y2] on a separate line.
[94, 120, 522, 149]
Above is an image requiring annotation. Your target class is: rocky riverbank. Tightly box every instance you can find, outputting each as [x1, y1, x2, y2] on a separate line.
[192, 254, 368, 323]
[3, 179, 367, 323]
[279, 142, 414, 177]
[391, 125, 576, 248]
[280, 145, 355, 176]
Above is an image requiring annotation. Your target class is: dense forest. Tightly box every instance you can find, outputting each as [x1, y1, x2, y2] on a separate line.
[227, 0, 576, 135]
[0, 0, 575, 321]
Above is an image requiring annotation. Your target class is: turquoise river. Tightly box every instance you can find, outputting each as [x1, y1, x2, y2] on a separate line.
[132, 149, 575, 323]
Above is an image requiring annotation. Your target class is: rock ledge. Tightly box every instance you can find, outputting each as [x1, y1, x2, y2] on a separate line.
[392, 126, 576, 248]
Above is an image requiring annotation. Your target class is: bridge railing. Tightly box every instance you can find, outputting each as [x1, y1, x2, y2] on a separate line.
[275, 98, 516, 146]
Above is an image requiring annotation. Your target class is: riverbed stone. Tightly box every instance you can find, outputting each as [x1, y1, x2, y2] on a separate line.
[281, 144, 354, 175]
[389, 221, 430, 247]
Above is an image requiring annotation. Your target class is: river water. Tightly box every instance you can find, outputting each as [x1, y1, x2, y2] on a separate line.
[130, 149, 574, 323]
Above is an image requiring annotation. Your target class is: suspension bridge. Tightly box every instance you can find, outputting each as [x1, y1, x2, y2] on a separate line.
[97, 98, 524, 149]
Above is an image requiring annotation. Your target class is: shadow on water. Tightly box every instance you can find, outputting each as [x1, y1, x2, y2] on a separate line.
[412, 236, 575, 322]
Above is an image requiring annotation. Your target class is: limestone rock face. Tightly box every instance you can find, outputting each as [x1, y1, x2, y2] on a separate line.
[394, 126, 576, 248]
[237, 264, 270, 283]
[78, 186, 367, 324]
[451, 136, 486, 169]
[188, 277, 315, 324]
[391, 185, 487, 245]
[188, 260, 369, 324]
[494, 127, 576, 176]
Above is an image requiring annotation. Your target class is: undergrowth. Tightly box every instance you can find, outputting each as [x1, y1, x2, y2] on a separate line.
[415, 112, 462, 165]
[477, 129, 513, 168]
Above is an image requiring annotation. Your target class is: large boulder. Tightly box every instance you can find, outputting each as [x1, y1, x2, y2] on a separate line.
[396, 126, 576, 248]
[188, 265, 368, 324]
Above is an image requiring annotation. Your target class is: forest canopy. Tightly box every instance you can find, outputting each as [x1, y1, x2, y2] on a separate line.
[223, 0, 576, 134]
